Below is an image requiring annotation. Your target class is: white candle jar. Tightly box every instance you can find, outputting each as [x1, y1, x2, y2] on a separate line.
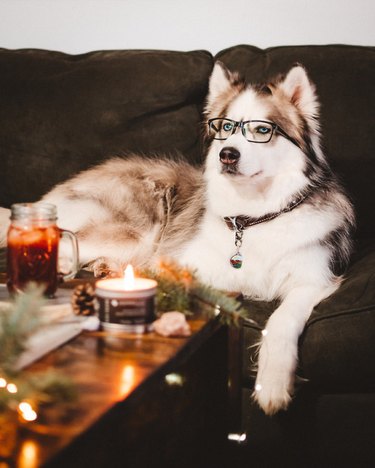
[95, 277, 157, 333]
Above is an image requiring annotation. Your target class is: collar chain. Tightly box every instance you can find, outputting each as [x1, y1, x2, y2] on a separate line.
[224, 193, 309, 269]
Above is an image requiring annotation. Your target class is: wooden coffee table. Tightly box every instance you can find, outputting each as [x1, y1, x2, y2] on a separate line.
[8, 280, 228, 468]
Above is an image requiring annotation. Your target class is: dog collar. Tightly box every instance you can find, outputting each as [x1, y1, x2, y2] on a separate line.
[224, 194, 308, 269]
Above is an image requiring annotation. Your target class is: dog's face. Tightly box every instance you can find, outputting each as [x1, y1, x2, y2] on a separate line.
[204, 63, 321, 189]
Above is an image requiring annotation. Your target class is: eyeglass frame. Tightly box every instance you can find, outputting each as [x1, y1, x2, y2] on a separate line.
[207, 117, 300, 148]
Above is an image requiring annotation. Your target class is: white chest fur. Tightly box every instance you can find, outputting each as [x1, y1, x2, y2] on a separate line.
[178, 204, 335, 300]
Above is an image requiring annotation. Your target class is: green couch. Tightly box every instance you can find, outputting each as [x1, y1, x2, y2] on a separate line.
[1, 44, 374, 467]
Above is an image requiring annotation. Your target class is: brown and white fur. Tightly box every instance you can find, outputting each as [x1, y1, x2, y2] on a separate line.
[0, 63, 355, 415]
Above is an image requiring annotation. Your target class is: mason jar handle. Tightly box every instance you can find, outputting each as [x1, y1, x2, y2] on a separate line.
[59, 229, 79, 281]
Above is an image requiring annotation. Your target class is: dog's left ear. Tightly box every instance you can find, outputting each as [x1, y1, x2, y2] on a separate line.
[279, 65, 319, 118]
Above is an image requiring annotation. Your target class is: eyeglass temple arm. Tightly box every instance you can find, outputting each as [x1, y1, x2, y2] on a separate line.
[275, 127, 301, 149]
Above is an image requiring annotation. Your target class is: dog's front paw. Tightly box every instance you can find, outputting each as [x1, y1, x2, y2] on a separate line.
[252, 377, 292, 415]
[86, 258, 122, 278]
[252, 328, 296, 415]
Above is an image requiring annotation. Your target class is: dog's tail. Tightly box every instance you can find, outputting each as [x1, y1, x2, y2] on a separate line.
[0, 207, 11, 247]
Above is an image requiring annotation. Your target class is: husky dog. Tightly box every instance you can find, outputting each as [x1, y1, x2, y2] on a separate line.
[0, 63, 355, 414]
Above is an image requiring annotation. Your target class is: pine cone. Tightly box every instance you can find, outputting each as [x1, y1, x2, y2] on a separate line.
[71, 283, 96, 316]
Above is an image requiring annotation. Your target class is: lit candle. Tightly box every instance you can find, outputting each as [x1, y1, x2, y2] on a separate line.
[95, 265, 157, 333]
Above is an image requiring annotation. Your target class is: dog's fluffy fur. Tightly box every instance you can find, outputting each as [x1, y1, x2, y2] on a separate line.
[0, 63, 355, 415]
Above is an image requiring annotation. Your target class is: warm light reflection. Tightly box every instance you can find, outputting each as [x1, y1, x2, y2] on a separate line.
[123, 264, 135, 290]
[0, 377, 7, 387]
[18, 440, 38, 468]
[119, 364, 136, 398]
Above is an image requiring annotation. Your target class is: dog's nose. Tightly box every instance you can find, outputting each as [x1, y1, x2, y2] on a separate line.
[219, 147, 240, 165]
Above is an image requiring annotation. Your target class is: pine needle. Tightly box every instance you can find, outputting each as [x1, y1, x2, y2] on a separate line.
[140, 260, 247, 325]
[0, 284, 45, 371]
[0, 285, 77, 415]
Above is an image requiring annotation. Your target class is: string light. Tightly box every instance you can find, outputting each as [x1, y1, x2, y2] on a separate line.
[261, 329, 268, 337]
[0, 377, 7, 388]
[228, 432, 247, 443]
[255, 383, 262, 392]
[165, 373, 184, 387]
[18, 401, 38, 422]
[6, 382, 18, 394]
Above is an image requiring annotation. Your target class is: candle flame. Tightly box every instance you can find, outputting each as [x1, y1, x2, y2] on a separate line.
[123, 264, 135, 290]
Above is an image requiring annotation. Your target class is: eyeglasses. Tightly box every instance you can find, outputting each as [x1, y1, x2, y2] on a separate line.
[207, 118, 300, 147]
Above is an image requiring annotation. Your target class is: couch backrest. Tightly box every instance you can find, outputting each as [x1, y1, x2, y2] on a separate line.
[0, 48, 212, 206]
[1, 45, 374, 240]
[216, 45, 375, 240]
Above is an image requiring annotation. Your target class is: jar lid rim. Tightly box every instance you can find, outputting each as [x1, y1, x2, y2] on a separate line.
[10, 202, 58, 220]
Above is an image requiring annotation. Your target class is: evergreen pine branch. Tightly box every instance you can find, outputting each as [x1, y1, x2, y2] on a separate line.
[190, 283, 247, 326]
[28, 371, 78, 405]
[154, 275, 192, 314]
[140, 260, 247, 325]
[141, 261, 194, 315]
[0, 286, 77, 415]
[0, 284, 45, 372]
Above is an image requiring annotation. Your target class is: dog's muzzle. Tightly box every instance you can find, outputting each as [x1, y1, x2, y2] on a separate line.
[219, 147, 240, 173]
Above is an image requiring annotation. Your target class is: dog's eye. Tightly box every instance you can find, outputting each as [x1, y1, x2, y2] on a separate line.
[223, 122, 234, 132]
[255, 126, 271, 134]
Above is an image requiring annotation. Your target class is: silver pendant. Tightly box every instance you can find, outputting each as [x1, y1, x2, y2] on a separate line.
[227, 217, 244, 269]
[230, 251, 243, 269]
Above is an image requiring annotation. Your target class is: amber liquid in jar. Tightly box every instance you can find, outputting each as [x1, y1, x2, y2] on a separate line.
[7, 203, 60, 297]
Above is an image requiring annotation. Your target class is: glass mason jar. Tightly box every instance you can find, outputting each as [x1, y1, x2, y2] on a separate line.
[6, 202, 79, 297]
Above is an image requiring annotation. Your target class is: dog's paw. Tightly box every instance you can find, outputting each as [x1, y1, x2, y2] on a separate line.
[252, 378, 292, 415]
[252, 327, 296, 415]
[87, 258, 122, 278]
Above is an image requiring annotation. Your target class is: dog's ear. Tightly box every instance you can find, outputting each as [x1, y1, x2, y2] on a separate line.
[279, 65, 319, 118]
[208, 62, 232, 98]
[206, 62, 242, 113]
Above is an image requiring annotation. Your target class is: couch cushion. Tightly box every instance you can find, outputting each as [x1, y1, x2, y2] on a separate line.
[240, 244, 375, 392]
[215, 44, 375, 241]
[239, 388, 375, 467]
[0, 48, 213, 207]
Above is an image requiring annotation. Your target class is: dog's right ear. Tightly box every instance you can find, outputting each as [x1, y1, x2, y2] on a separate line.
[208, 62, 232, 97]
[206, 62, 239, 112]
